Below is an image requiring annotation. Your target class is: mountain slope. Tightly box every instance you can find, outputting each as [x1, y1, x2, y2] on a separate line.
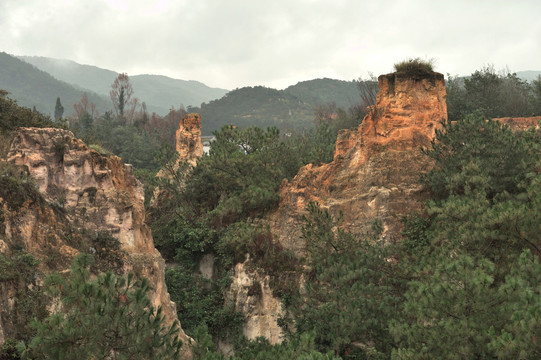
[0, 52, 110, 116]
[196, 79, 363, 134]
[18, 56, 229, 115]
[283, 78, 361, 109]
[130, 74, 228, 111]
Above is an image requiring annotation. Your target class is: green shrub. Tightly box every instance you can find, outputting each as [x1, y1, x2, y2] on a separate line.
[22, 254, 182, 359]
[0, 95, 57, 133]
[394, 57, 434, 77]
[88, 143, 111, 155]
[165, 266, 244, 340]
[0, 162, 43, 211]
[0, 250, 47, 342]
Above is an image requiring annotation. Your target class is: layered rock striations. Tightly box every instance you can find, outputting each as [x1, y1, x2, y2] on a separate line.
[228, 72, 448, 343]
[0, 127, 191, 357]
[270, 71, 447, 252]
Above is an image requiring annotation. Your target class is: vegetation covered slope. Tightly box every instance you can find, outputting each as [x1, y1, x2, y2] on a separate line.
[193, 78, 364, 134]
[151, 115, 541, 360]
[18, 55, 229, 115]
[0, 95, 184, 359]
[0, 52, 110, 116]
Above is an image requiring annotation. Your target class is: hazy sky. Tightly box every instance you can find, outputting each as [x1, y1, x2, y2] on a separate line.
[1, 0, 540, 90]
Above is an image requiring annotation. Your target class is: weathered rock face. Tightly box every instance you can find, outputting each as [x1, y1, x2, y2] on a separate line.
[0, 127, 191, 357]
[229, 72, 448, 342]
[493, 116, 541, 131]
[270, 72, 447, 252]
[175, 113, 203, 166]
[155, 113, 203, 185]
[338, 72, 447, 166]
[227, 260, 284, 344]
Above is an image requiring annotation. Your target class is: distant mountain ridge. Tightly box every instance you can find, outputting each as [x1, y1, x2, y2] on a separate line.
[10, 53, 537, 135]
[0, 52, 111, 116]
[17, 55, 229, 115]
[194, 78, 364, 134]
[1, 53, 364, 132]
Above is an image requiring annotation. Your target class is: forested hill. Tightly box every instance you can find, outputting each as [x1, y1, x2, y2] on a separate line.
[18, 55, 229, 115]
[194, 78, 363, 134]
[0, 52, 110, 116]
[284, 78, 360, 109]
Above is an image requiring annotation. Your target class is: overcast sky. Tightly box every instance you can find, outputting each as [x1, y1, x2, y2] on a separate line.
[1, 0, 540, 90]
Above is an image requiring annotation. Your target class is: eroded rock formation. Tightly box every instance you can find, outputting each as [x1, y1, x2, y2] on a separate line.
[229, 72, 448, 342]
[227, 260, 284, 344]
[271, 71, 447, 252]
[0, 127, 191, 358]
[175, 113, 203, 166]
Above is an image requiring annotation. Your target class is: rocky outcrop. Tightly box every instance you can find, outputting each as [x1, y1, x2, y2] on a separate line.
[228, 72, 448, 342]
[175, 113, 203, 166]
[155, 113, 203, 184]
[227, 260, 284, 344]
[494, 116, 541, 131]
[270, 71, 447, 253]
[0, 127, 191, 357]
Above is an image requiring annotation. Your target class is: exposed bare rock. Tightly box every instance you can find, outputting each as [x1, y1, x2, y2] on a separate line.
[1, 127, 191, 358]
[269, 72, 447, 253]
[175, 113, 203, 166]
[227, 259, 284, 344]
[227, 72, 447, 342]
[493, 116, 541, 131]
[154, 112, 203, 199]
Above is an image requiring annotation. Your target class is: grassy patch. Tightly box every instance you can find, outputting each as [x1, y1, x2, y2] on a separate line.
[394, 57, 434, 78]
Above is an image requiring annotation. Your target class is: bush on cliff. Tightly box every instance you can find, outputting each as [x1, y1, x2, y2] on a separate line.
[0, 92, 57, 133]
[393, 58, 434, 77]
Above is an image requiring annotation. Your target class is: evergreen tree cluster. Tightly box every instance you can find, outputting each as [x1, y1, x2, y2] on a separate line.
[20, 254, 182, 359]
[446, 66, 541, 121]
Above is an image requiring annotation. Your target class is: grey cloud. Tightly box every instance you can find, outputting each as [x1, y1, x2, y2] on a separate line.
[1, 0, 540, 89]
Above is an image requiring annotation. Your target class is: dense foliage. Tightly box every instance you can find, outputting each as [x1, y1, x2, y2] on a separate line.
[149, 66, 541, 359]
[446, 66, 541, 120]
[0, 91, 57, 133]
[190, 78, 365, 134]
[279, 204, 403, 358]
[3, 62, 541, 358]
[151, 122, 359, 343]
[21, 254, 182, 360]
[390, 115, 541, 359]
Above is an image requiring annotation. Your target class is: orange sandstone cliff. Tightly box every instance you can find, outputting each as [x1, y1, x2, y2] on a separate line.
[270, 71, 447, 252]
[228, 72, 448, 342]
[0, 128, 191, 358]
[175, 113, 204, 166]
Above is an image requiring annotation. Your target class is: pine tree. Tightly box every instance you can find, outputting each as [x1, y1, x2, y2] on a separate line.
[391, 252, 505, 359]
[281, 202, 403, 358]
[489, 250, 541, 359]
[54, 97, 64, 121]
[21, 254, 182, 359]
